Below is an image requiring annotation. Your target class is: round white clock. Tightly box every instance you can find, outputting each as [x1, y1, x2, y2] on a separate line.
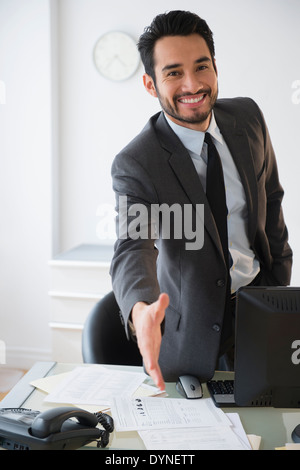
[93, 31, 140, 81]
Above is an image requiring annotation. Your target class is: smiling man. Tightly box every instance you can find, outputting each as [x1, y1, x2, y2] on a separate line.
[110, 10, 292, 391]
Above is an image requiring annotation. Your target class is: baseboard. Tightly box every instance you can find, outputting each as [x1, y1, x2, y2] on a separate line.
[4, 346, 53, 370]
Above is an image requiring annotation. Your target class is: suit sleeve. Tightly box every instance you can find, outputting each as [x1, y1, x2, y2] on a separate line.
[255, 102, 293, 285]
[110, 150, 161, 338]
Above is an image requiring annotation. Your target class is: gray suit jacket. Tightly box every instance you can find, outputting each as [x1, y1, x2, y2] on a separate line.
[110, 97, 293, 381]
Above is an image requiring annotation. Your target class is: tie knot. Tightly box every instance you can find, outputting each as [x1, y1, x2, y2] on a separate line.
[204, 132, 213, 145]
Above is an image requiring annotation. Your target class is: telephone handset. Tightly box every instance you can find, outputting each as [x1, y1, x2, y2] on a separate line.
[0, 406, 114, 450]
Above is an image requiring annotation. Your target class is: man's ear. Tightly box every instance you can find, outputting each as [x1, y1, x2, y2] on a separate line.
[214, 59, 218, 76]
[143, 73, 158, 98]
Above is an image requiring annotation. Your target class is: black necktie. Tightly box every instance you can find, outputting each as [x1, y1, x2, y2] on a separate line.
[205, 133, 229, 268]
[205, 132, 233, 352]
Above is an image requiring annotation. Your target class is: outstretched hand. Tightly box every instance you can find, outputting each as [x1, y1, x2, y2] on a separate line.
[131, 293, 169, 391]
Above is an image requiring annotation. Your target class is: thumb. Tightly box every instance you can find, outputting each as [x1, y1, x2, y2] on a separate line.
[154, 293, 169, 322]
[158, 292, 169, 309]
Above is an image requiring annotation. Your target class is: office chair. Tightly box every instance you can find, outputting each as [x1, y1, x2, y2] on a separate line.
[82, 290, 142, 366]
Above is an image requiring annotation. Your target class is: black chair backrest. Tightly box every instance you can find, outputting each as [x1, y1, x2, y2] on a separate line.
[82, 291, 142, 366]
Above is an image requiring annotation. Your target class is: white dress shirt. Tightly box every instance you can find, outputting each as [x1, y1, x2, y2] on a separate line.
[165, 113, 260, 293]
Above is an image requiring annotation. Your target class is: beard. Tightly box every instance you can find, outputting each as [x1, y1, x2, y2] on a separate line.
[155, 86, 218, 126]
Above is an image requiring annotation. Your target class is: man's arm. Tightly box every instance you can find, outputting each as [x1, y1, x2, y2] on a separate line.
[110, 149, 161, 334]
[110, 148, 169, 388]
[257, 103, 293, 285]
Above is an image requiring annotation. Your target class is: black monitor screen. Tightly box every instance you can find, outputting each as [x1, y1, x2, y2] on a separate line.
[234, 287, 300, 408]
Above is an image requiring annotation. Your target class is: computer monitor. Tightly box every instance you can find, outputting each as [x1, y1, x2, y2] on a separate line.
[234, 286, 300, 408]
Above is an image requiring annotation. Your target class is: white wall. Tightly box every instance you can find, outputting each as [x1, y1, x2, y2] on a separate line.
[0, 0, 53, 367]
[0, 0, 300, 368]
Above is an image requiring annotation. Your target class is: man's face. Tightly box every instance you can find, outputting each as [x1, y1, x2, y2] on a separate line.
[144, 34, 218, 132]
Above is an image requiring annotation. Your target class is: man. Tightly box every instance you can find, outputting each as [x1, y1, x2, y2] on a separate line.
[110, 10, 292, 391]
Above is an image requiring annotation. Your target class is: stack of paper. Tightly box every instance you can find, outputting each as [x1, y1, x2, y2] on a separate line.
[44, 365, 148, 407]
[31, 365, 164, 414]
[110, 396, 251, 450]
[31, 365, 253, 450]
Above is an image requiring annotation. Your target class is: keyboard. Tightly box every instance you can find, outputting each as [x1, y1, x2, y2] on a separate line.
[206, 380, 236, 407]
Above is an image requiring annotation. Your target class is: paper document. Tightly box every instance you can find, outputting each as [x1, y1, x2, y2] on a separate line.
[227, 413, 252, 449]
[138, 426, 248, 450]
[110, 396, 231, 431]
[30, 372, 71, 394]
[45, 365, 147, 406]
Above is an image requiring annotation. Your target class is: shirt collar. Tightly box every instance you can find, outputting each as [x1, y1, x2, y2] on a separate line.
[207, 112, 223, 145]
[164, 111, 223, 156]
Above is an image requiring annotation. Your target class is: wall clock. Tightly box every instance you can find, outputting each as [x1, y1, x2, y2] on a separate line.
[93, 31, 140, 81]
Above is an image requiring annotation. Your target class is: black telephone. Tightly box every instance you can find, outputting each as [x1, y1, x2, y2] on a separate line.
[0, 406, 114, 450]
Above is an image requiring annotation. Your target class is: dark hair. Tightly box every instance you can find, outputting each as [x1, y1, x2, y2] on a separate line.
[137, 10, 216, 81]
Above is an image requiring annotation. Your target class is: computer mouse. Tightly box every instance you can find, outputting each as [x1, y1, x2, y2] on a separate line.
[292, 424, 300, 443]
[176, 375, 203, 399]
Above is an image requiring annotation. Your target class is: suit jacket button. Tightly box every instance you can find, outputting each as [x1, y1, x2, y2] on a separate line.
[212, 323, 221, 332]
[216, 279, 225, 287]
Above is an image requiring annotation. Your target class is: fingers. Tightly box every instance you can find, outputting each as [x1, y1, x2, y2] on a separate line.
[132, 293, 169, 391]
[145, 360, 165, 392]
[156, 292, 170, 316]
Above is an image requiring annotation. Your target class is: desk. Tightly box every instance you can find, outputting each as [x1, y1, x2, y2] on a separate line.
[1, 362, 300, 450]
